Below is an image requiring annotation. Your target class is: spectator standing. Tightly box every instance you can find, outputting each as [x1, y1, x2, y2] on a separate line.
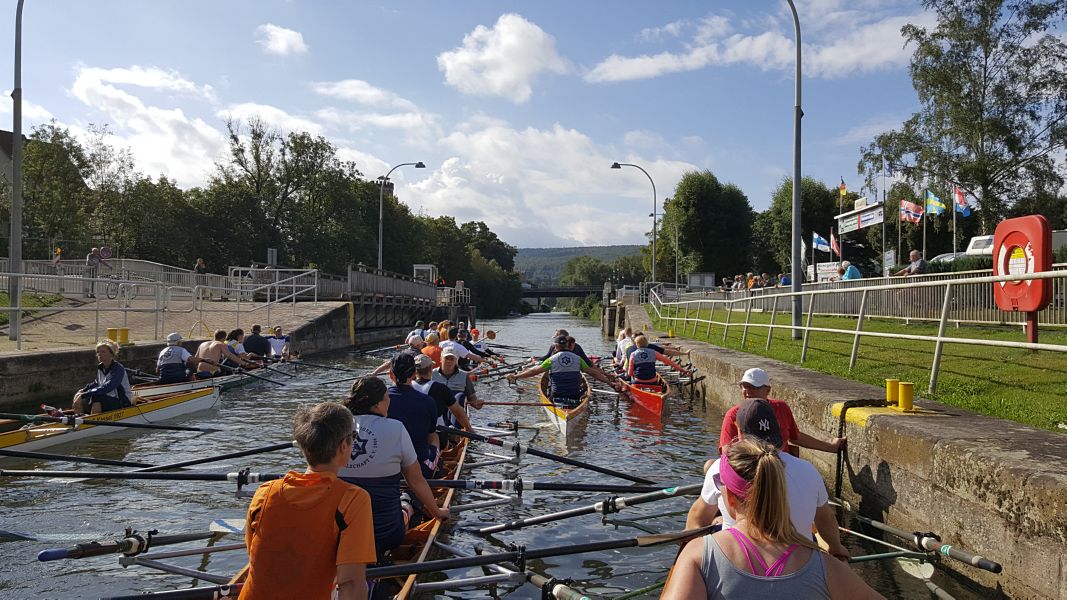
[84, 247, 111, 298]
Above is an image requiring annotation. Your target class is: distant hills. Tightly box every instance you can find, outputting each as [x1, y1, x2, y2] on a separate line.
[515, 245, 642, 285]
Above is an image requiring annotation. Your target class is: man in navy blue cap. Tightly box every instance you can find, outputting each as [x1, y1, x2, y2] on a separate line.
[387, 352, 440, 477]
[508, 334, 621, 407]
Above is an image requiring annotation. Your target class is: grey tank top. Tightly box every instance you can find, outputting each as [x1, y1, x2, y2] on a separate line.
[700, 534, 830, 600]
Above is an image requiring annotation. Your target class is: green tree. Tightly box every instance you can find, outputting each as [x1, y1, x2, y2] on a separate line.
[611, 253, 646, 285]
[460, 221, 517, 271]
[858, 0, 1067, 232]
[666, 170, 753, 280]
[559, 255, 612, 286]
[21, 123, 90, 255]
[767, 177, 836, 272]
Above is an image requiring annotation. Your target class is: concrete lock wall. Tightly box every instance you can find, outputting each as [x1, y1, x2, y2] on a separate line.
[625, 305, 1067, 600]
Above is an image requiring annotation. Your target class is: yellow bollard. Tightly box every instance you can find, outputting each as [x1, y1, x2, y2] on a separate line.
[118, 327, 130, 345]
[106, 328, 118, 342]
[667, 328, 675, 338]
[885, 379, 899, 405]
[897, 382, 914, 412]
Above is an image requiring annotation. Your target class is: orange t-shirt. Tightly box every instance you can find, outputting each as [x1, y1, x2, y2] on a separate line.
[422, 345, 442, 368]
[242, 471, 375, 600]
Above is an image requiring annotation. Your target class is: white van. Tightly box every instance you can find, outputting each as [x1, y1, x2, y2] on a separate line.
[967, 229, 1066, 256]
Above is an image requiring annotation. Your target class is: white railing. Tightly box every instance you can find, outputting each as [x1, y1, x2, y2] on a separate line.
[647, 270, 1067, 394]
[437, 287, 471, 306]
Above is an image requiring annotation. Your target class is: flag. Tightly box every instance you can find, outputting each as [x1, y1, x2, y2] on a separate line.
[812, 232, 831, 252]
[884, 160, 894, 178]
[839, 177, 847, 198]
[925, 190, 946, 215]
[900, 200, 924, 223]
[953, 186, 971, 217]
[830, 229, 841, 256]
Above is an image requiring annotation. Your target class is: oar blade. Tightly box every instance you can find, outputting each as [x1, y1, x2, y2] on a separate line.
[897, 557, 935, 579]
[209, 519, 247, 535]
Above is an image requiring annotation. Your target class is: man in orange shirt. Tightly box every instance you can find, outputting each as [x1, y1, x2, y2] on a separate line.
[243, 402, 376, 600]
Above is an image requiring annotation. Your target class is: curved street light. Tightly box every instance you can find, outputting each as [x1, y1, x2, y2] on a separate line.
[786, 0, 804, 339]
[611, 162, 657, 283]
[378, 161, 425, 271]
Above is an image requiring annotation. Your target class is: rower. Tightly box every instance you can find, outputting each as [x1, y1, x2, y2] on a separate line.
[412, 353, 472, 433]
[509, 335, 622, 407]
[432, 348, 484, 411]
[439, 327, 485, 367]
[242, 324, 271, 358]
[194, 330, 244, 378]
[266, 326, 292, 361]
[156, 332, 197, 384]
[533, 329, 592, 365]
[223, 328, 259, 368]
[407, 320, 426, 341]
[469, 327, 504, 361]
[627, 335, 690, 386]
[340, 377, 449, 560]
[685, 399, 851, 562]
[421, 332, 443, 368]
[386, 353, 442, 478]
[455, 328, 492, 369]
[369, 334, 425, 377]
[425, 321, 439, 340]
[72, 340, 132, 415]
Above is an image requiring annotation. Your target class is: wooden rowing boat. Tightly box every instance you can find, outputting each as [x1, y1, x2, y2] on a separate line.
[0, 387, 221, 453]
[538, 372, 591, 437]
[627, 375, 669, 415]
[131, 362, 294, 400]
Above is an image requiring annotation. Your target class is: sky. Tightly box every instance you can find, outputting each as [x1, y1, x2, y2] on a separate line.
[0, 0, 937, 248]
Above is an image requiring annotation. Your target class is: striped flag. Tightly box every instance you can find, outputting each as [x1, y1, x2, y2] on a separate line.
[925, 190, 946, 215]
[953, 187, 971, 217]
[812, 232, 831, 252]
[830, 228, 841, 256]
[839, 177, 847, 198]
[900, 200, 924, 223]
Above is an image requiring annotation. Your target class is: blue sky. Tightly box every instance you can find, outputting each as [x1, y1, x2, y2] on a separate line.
[0, 0, 933, 247]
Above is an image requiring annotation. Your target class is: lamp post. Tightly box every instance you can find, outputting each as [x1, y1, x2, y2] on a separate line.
[377, 161, 425, 271]
[611, 162, 657, 283]
[786, 0, 804, 339]
[8, 0, 26, 342]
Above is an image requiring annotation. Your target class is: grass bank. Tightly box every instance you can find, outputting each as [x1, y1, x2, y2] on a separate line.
[649, 305, 1067, 432]
[0, 292, 64, 326]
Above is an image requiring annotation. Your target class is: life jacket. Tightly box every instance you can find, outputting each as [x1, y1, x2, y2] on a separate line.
[156, 346, 189, 383]
[630, 348, 659, 381]
[547, 351, 584, 399]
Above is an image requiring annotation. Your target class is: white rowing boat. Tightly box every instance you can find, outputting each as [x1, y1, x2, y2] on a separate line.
[538, 373, 591, 437]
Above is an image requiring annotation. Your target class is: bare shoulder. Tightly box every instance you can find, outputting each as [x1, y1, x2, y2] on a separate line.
[822, 554, 886, 600]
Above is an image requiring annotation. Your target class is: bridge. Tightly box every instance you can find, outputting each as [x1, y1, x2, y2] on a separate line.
[520, 285, 602, 300]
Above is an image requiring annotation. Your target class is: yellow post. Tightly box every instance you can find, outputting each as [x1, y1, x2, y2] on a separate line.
[897, 382, 914, 412]
[118, 327, 130, 345]
[885, 378, 899, 405]
[347, 302, 356, 347]
[667, 328, 675, 338]
[106, 327, 118, 342]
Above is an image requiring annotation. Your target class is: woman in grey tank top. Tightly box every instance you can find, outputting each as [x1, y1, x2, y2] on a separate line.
[662, 439, 884, 599]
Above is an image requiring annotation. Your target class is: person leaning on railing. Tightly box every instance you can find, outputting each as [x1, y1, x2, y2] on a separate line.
[894, 250, 928, 277]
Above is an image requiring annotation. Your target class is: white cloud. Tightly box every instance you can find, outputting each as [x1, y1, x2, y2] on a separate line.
[437, 13, 569, 103]
[218, 102, 323, 135]
[70, 65, 226, 187]
[310, 79, 417, 111]
[834, 115, 908, 146]
[585, 10, 930, 83]
[0, 93, 54, 122]
[255, 23, 309, 56]
[640, 19, 688, 42]
[336, 146, 390, 178]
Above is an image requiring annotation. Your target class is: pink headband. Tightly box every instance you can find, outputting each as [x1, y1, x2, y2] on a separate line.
[720, 454, 751, 499]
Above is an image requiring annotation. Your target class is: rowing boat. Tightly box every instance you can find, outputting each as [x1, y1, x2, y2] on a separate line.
[131, 362, 294, 400]
[0, 387, 220, 453]
[626, 375, 670, 415]
[538, 372, 591, 437]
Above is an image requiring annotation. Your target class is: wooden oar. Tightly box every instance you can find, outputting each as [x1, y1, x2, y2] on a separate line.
[412, 478, 665, 493]
[289, 360, 362, 373]
[478, 401, 549, 407]
[479, 483, 702, 534]
[366, 525, 714, 579]
[38, 531, 218, 562]
[257, 363, 294, 378]
[439, 426, 658, 484]
[133, 441, 297, 473]
[210, 362, 284, 387]
[0, 413, 220, 433]
[0, 448, 154, 468]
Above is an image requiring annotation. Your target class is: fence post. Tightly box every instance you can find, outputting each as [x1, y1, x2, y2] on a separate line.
[848, 289, 869, 372]
[740, 298, 753, 348]
[765, 295, 779, 351]
[722, 301, 733, 343]
[682, 303, 690, 334]
[928, 283, 953, 394]
[705, 302, 715, 339]
[800, 292, 816, 364]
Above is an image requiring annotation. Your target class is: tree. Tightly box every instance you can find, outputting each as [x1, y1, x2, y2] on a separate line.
[460, 221, 517, 271]
[20, 123, 90, 255]
[559, 256, 612, 286]
[665, 170, 753, 280]
[611, 254, 645, 285]
[767, 177, 837, 272]
[858, 0, 1067, 233]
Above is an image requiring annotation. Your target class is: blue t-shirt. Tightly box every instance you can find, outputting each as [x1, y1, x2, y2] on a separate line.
[385, 384, 438, 465]
[843, 265, 862, 280]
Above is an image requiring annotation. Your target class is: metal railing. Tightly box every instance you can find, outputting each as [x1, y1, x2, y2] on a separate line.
[647, 270, 1067, 394]
[437, 286, 471, 306]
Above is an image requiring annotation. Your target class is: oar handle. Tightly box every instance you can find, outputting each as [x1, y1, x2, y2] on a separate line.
[919, 536, 1002, 573]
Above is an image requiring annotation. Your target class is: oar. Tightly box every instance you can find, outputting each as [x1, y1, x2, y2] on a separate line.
[439, 426, 658, 484]
[0, 413, 220, 433]
[479, 483, 702, 534]
[898, 558, 956, 599]
[133, 441, 298, 473]
[289, 360, 362, 373]
[0, 469, 283, 482]
[101, 583, 242, 600]
[487, 343, 532, 351]
[478, 401, 550, 407]
[38, 531, 217, 562]
[412, 478, 664, 494]
[358, 343, 402, 355]
[367, 526, 713, 579]
[258, 363, 295, 378]
[211, 362, 284, 387]
[0, 449, 154, 468]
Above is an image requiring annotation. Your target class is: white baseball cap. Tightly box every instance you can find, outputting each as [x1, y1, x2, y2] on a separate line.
[740, 368, 770, 388]
[442, 347, 459, 359]
[166, 332, 183, 345]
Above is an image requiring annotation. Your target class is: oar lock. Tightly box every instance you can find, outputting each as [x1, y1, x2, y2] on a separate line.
[505, 541, 527, 573]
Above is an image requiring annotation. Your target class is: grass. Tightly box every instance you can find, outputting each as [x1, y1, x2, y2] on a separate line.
[0, 292, 64, 326]
[649, 304, 1067, 432]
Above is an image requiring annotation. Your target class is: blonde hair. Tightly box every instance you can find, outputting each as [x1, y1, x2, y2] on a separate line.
[725, 438, 820, 550]
[634, 335, 649, 348]
[95, 339, 120, 357]
[424, 332, 440, 344]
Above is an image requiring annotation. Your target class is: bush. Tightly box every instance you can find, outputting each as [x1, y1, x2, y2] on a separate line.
[926, 255, 993, 273]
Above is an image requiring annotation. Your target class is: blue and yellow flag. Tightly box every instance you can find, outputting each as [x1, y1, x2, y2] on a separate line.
[925, 190, 946, 215]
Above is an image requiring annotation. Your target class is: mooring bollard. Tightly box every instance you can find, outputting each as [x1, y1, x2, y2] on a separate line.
[897, 381, 914, 412]
[885, 378, 899, 406]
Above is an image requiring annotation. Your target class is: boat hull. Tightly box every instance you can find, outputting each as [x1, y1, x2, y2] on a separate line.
[538, 373, 591, 437]
[628, 376, 669, 415]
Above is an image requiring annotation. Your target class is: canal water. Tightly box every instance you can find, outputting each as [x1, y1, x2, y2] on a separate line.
[0, 313, 989, 599]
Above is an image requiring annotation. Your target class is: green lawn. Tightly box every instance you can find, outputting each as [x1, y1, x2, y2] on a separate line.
[649, 305, 1067, 432]
[0, 292, 63, 326]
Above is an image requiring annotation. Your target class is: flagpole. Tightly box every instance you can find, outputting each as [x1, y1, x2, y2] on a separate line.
[952, 189, 957, 254]
[922, 198, 927, 260]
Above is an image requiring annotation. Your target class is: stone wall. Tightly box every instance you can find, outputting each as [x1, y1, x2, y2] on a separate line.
[627, 304, 1067, 600]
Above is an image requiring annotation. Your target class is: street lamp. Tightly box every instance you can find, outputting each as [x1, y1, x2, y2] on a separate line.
[611, 162, 657, 282]
[786, 0, 804, 339]
[8, 0, 26, 342]
[377, 161, 425, 271]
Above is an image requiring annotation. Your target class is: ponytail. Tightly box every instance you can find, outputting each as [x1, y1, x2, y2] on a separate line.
[725, 439, 820, 550]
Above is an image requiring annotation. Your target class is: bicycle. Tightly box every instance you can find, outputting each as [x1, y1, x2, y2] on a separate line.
[103, 271, 141, 301]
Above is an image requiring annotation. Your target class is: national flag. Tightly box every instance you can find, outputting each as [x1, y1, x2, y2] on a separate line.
[900, 200, 924, 224]
[953, 186, 971, 217]
[839, 177, 847, 198]
[812, 232, 831, 253]
[925, 190, 946, 215]
[830, 229, 841, 256]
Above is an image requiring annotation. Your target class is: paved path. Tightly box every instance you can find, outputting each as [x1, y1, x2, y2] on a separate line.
[0, 296, 347, 351]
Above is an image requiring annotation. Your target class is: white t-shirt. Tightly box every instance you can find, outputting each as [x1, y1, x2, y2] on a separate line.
[338, 414, 417, 479]
[157, 345, 192, 366]
[439, 340, 470, 359]
[700, 452, 828, 536]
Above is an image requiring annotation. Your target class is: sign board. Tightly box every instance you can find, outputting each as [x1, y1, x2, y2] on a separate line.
[853, 197, 868, 211]
[805, 262, 840, 282]
[836, 202, 885, 234]
[883, 250, 896, 275]
[267, 248, 278, 266]
[687, 272, 717, 288]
